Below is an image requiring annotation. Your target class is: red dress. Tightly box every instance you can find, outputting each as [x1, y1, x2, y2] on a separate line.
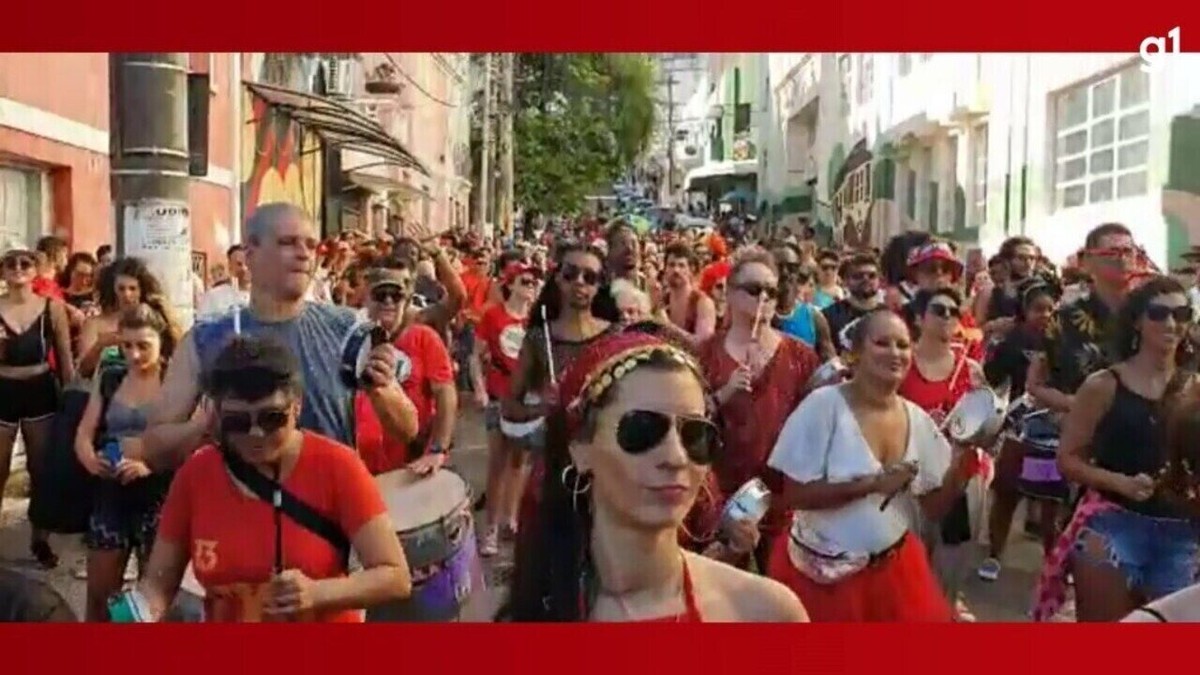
[696, 333, 820, 559]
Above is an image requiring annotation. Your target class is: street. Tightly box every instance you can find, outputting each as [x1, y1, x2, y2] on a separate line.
[0, 405, 1064, 622]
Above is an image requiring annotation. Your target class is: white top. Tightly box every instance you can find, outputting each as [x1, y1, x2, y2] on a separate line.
[767, 385, 952, 554]
[196, 283, 249, 318]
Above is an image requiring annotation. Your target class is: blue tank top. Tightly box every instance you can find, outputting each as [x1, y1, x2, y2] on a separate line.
[774, 304, 818, 346]
[192, 303, 361, 446]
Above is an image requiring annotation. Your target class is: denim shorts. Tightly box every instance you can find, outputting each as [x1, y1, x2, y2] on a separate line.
[1074, 506, 1200, 601]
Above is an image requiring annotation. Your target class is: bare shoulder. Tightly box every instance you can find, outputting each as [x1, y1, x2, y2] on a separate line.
[685, 552, 808, 623]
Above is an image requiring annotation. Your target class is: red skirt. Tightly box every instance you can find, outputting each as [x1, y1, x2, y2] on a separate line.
[768, 531, 953, 622]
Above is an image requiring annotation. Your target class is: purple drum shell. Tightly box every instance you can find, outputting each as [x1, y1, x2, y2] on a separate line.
[1020, 456, 1062, 484]
[409, 531, 485, 617]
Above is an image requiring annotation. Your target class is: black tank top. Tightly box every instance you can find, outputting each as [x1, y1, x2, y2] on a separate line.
[0, 300, 52, 368]
[1092, 369, 1182, 518]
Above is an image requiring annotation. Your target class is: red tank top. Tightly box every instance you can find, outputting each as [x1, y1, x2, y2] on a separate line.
[898, 346, 974, 423]
[596, 557, 703, 623]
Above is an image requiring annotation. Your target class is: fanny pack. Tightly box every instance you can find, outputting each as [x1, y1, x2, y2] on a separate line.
[219, 449, 350, 567]
[787, 528, 871, 585]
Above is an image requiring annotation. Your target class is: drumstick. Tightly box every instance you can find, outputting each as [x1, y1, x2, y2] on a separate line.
[232, 278, 242, 335]
[541, 305, 557, 385]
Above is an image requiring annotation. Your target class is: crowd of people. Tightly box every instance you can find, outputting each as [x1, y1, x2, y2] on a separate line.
[2, 201, 1200, 623]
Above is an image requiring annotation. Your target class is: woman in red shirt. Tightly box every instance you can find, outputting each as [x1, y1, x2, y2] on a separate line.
[696, 247, 821, 570]
[471, 262, 541, 556]
[135, 335, 410, 622]
[897, 287, 988, 619]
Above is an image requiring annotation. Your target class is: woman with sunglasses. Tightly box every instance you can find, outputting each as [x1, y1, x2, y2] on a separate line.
[1034, 276, 1200, 622]
[60, 252, 99, 316]
[74, 303, 180, 620]
[696, 247, 821, 570]
[354, 265, 454, 478]
[472, 262, 541, 556]
[506, 243, 619, 540]
[135, 335, 411, 622]
[504, 331, 807, 621]
[0, 248, 76, 568]
[813, 249, 844, 310]
[766, 309, 975, 622]
[897, 287, 989, 618]
[904, 241, 985, 362]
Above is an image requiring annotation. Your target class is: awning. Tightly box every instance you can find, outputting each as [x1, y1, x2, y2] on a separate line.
[246, 82, 428, 176]
[684, 160, 757, 190]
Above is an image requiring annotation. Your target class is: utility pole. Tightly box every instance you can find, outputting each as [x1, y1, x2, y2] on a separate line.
[499, 52, 515, 238]
[475, 53, 493, 234]
[109, 53, 196, 328]
[665, 75, 676, 206]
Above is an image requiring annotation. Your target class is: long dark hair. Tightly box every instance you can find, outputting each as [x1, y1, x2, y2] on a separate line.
[528, 242, 619, 328]
[1110, 275, 1189, 362]
[97, 257, 165, 315]
[501, 352, 699, 622]
[881, 230, 932, 287]
[58, 252, 97, 290]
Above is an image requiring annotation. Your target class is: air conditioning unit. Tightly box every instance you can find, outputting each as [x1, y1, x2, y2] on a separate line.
[325, 57, 356, 99]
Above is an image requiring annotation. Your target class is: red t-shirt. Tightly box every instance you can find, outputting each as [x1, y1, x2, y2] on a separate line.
[156, 433, 386, 622]
[460, 268, 492, 323]
[475, 304, 526, 400]
[355, 323, 454, 474]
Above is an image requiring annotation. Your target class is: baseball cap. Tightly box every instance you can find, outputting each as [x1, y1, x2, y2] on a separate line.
[364, 268, 411, 291]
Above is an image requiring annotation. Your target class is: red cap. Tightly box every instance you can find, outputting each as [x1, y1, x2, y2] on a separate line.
[906, 241, 964, 280]
[501, 262, 542, 285]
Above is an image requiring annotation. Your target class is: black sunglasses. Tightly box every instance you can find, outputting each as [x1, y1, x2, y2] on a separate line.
[220, 408, 291, 435]
[737, 282, 779, 300]
[371, 286, 409, 304]
[928, 303, 961, 320]
[3, 257, 34, 271]
[1145, 304, 1194, 323]
[516, 276, 539, 288]
[559, 264, 600, 286]
[849, 270, 878, 282]
[615, 410, 719, 465]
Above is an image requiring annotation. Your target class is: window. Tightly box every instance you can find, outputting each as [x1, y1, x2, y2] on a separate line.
[734, 103, 751, 134]
[838, 54, 853, 112]
[0, 166, 46, 252]
[899, 54, 912, 77]
[1054, 66, 1151, 209]
[856, 54, 874, 105]
[971, 124, 989, 226]
[920, 146, 935, 228]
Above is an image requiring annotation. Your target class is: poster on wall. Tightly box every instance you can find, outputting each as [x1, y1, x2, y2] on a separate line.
[124, 199, 194, 329]
[192, 251, 208, 287]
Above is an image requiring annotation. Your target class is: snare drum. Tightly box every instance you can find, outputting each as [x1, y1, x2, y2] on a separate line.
[366, 469, 486, 622]
[1016, 409, 1069, 502]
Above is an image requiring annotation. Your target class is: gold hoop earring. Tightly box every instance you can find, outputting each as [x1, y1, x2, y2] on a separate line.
[560, 464, 592, 512]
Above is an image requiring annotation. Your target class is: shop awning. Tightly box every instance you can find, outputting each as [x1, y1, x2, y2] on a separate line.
[246, 82, 428, 176]
[683, 160, 757, 191]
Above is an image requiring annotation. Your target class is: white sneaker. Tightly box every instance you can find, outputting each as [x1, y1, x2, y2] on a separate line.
[977, 557, 1001, 582]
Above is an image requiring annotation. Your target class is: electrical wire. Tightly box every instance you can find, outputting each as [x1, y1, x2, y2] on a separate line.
[382, 53, 458, 108]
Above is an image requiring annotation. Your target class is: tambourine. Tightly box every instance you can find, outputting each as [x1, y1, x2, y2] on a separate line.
[943, 388, 1007, 452]
[339, 322, 405, 389]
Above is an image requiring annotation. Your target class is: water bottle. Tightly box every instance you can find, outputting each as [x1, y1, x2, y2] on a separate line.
[108, 589, 152, 623]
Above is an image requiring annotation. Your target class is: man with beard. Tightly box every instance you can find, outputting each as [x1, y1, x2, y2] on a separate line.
[137, 203, 413, 468]
[389, 222, 468, 337]
[604, 220, 658, 300]
[658, 242, 717, 344]
[821, 252, 883, 349]
[975, 236, 1039, 336]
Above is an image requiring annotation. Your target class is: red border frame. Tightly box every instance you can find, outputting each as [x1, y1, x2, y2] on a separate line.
[4, 0, 1200, 50]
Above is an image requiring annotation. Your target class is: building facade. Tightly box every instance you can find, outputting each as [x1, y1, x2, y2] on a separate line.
[762, 52, 1200, 266]
[0, 53, 238, 265]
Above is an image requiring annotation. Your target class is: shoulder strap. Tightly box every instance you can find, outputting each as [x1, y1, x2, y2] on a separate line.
[219, 448, 350, 561]
[96, 366, 126, 439]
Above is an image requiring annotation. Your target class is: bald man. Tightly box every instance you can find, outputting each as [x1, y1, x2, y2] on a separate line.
[137, 203, 420, 469]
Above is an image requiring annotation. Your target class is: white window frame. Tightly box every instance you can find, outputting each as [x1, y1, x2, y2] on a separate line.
[0, 164, 49, 252]
[855, 54, 873, 106]
[971, 123, 989, 227]
[1052, 64, 1151, 210]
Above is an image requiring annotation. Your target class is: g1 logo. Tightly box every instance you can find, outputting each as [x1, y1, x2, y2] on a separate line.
[1140, 26, 1181, 72]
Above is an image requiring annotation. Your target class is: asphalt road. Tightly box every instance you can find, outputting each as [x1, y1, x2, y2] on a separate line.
[0, 405, 1067, 622]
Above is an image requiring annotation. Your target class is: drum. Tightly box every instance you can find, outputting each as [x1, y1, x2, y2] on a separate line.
[366, 469, 487, 622]
[1016, 409, 1069, 502]
[943, 388, 1007, 451]
[500, 394, 546, 452]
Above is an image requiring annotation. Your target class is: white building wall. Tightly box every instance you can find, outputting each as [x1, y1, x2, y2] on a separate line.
[763, 52, 1200, 264]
